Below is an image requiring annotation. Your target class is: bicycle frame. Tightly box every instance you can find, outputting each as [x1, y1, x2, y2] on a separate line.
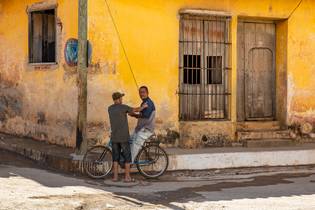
[134, 142, 161, 165]
[95, 149, 109, 164]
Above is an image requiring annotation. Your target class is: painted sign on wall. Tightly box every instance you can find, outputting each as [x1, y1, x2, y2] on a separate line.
[64, 38, 92, 66]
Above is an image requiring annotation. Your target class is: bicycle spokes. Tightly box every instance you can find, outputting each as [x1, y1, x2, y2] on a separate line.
[83, 146, 113, 179]
[136, 145, 168, 178]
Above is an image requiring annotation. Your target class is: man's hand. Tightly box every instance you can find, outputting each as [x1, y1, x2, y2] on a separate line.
[141, 103, 148, 109]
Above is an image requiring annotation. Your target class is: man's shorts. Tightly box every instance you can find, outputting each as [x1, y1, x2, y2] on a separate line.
[111, 142, 132, 163]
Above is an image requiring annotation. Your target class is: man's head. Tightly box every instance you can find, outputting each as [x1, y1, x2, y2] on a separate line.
[112, 92, 124, 104]
[139, 86, 149, 100]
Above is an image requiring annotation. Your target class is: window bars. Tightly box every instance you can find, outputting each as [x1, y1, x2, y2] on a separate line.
[179, 14, 231, 120]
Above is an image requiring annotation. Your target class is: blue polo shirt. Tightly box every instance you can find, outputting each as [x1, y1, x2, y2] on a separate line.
[135, 97, 156, 132]
[140, 97, 155, 118]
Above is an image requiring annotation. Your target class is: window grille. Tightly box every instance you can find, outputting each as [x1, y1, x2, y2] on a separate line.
[179, 14, 231, 120]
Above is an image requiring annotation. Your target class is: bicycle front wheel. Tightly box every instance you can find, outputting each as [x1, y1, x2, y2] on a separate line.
[136, 145, 169, 178]
[83, 146, 113, 179]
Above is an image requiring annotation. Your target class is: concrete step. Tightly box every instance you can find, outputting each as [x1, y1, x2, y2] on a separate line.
[237, 130, 292, 141]
[167, 144, 315, 170]
[237, 121, 281, 131]
[244, 139, 296, 148]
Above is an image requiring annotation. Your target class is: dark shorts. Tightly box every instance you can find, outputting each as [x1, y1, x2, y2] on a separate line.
[112, 142, 132, 163]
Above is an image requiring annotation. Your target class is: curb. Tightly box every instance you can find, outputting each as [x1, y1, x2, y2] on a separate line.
[0, 135, 84, 174]
[2, 133, 315, 175]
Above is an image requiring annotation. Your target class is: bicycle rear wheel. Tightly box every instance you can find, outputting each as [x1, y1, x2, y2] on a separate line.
[136, 145, 168, 178]
[83, 146, 112, 179]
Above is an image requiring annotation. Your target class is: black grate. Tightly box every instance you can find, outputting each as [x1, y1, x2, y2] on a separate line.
[179, 15, 231, 120]
[183, 55, 201, 84]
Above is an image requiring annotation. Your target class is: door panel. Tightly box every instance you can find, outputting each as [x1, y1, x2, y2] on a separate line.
[203, 20, 226, 119]
[247, 48, 273, 118]
[179, 18, 203, 120]
[243, 22, 276, 120]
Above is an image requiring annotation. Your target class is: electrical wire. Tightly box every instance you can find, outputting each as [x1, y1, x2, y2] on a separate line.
[288, 0, 303, 19]
[103, 0, 302, 90]
[104, 0, 139, 90]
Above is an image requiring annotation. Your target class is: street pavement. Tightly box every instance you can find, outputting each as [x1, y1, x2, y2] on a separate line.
[1, 150, 315, 210]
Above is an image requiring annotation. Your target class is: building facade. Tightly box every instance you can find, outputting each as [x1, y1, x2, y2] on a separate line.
[0, 0, 314, 148]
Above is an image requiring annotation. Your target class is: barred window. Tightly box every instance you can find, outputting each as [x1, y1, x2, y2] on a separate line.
[207, 56, 222, 84]
[179, 14, 231, 120]
[183, 55, 201, 84]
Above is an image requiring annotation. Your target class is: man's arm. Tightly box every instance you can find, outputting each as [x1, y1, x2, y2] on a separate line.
[124, 103, 148, 115]
[132, 103, 148, 113]
[140, 99, 155, 119]
[128, 112, 141, 118]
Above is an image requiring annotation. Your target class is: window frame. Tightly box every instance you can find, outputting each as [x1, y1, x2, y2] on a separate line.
[28, 5, 58, 65]
[178, 12, 231, 121]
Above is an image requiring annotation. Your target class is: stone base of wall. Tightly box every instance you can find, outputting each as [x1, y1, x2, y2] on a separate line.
[179, 121, 234, 149]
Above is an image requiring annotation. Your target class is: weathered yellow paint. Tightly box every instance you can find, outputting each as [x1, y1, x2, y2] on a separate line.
[286, 0, 315, 123]
[276, 19, 288, 126]
[0, 0, 315, 147]
[0, 0, 79, 146]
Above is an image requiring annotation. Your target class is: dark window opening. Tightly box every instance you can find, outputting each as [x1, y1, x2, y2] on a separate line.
[207, 56, 222, 84]
[29, 9, 56, 63]
[183, 55, 201, 84]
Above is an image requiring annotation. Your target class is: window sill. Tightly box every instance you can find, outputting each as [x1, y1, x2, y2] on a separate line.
[179, 9, 231, 17]
[29, 62, 58, 66]
[27, 62, 59, 70]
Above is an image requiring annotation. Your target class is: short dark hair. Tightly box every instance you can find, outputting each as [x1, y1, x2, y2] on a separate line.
[139, 86, 148, 92]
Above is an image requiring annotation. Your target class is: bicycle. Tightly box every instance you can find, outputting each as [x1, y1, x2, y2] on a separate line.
[83, 134, 169, 179]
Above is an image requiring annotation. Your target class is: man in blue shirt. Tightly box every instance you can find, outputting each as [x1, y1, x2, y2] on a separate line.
[130, 86, 156, 162]
[134, 86, 155, 132]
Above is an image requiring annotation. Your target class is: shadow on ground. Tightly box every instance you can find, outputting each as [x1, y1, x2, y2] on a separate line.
[1, 150, 315, 210]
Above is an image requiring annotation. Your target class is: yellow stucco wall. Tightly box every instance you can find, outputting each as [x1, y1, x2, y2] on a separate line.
[0, 0, 78, 146]
[0, 0, 314, 147]
[287, 0, 315, 124]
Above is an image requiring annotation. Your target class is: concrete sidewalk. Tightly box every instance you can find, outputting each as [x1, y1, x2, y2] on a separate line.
[1, 133, 315, 175]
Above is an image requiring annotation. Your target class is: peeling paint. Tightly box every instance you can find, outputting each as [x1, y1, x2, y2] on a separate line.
[0, 88, 22, 122]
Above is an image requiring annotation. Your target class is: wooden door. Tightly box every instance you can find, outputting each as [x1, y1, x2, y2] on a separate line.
[239, 22, 276, 120]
